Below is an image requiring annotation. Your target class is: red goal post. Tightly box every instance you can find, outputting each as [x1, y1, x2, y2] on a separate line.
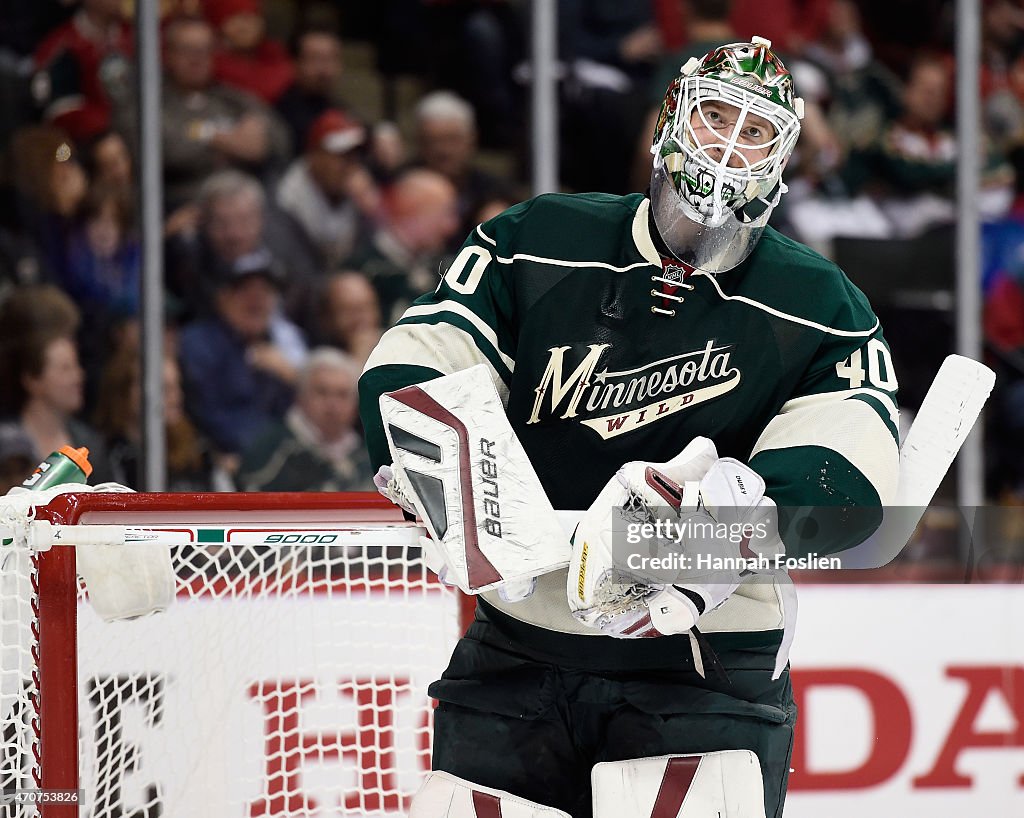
[1, 491, 471, 818]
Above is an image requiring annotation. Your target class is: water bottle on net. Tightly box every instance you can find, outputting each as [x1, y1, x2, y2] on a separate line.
[22, 444, 93, 491]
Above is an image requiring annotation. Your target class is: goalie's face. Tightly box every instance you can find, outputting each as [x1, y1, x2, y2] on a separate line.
[688, 100, 777, 170]
[656, 76, 800, 223]
[649, 38, 803, 273]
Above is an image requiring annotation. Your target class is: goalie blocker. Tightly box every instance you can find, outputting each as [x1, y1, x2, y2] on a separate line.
[378, 364, 570, 595]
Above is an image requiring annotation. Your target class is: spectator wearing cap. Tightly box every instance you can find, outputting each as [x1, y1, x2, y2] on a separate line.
[178, 251, 307, 458]
[275, 27, 347, 152]
[0, 422, 38, 494]
[276, 110, 378, 267]
[346, 167, 459, 325]
[207, 0, 295, 105]
[237, 347, 372, 492]
[165, 169, 319, 325]
[413, 91, 516, 249]
[159, 15, 290, 211]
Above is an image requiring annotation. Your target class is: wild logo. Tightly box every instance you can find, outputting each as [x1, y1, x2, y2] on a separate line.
[527, 340, 742, 439]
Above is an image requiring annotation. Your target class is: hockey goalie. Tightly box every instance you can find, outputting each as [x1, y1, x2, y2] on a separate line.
[359, 37, 902, 818]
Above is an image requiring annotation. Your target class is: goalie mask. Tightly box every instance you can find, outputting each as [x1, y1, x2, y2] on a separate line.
[650, 36, 803, 273]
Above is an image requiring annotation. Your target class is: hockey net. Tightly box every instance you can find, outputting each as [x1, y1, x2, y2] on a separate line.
[0, 491, 465, 817]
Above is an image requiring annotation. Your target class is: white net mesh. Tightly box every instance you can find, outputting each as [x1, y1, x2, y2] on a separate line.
[1, 536, 40, 817]
[1, 498, 461, 817]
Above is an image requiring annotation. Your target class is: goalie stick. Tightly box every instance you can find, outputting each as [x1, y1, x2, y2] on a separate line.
[840, 354, 996, 568]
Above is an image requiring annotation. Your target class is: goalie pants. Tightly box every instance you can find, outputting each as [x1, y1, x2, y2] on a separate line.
[429, 600, 796, 818]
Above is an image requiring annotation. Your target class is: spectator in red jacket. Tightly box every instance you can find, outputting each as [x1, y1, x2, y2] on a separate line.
[206, 0, 295, 104]
[33, 0, 133, 142]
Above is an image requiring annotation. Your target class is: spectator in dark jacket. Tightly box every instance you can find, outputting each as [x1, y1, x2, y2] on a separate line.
[157, 15, 290, 210]
[166, 169, 320, 325]
[413, 91, 515, 248]
[0, 422, 38, 494]
[178, 254, 306, 459]
[275, 27, 347, 152]
[8, 125, 88, 282]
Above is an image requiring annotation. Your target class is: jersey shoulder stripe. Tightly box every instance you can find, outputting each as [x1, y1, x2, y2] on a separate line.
[481, 192, 652, 272]
[778, 388, 899, 429]
[397, 310, 513, 385]
[401, 300, 515, 373]
[705, 226, 882, 337]
[696, 271, 880, 338]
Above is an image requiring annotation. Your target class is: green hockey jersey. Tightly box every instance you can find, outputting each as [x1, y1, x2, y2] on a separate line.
[359, 192, 899, 640]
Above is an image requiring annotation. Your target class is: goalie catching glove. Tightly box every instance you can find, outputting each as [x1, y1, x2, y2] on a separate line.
[568, 437, 783, 638]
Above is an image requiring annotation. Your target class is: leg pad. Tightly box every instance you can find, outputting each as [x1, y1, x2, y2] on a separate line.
[410, 770, 573, 818]
[592, 750, 766, 818]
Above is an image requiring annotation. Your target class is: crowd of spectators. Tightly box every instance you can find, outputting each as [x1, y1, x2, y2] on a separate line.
[1, 0, 1024, 513]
